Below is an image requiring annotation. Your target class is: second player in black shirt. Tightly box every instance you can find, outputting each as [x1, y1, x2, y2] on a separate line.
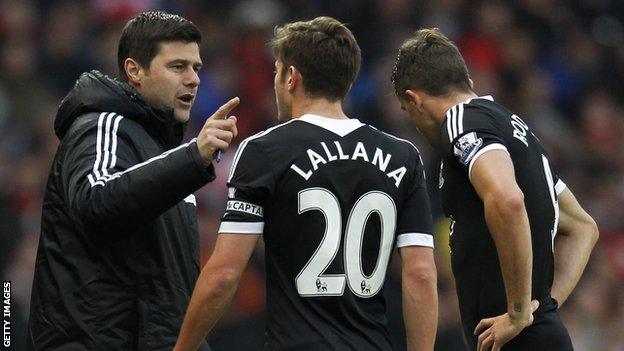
[438, 96, 571, 349]
[392, 28, 598, 351]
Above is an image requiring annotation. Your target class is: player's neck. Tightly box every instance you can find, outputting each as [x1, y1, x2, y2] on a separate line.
[292, 97, 348, 120]
[434, 91, 478, 121]
[435, 91, 477, 122]
[420, 91, 477, 147]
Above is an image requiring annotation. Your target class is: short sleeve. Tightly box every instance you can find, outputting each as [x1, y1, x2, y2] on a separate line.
[395, 151, 434, 248]
[440, 104, 509, 180]
[218, 140, 274, 235]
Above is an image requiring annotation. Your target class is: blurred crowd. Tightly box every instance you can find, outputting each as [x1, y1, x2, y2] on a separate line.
[1, 0, 623, 350]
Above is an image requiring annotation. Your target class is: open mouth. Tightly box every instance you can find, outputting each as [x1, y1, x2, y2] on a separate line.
[177, 93, 194, 105]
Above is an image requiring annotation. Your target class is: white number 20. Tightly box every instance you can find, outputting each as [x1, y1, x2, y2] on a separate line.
[295, 188, 396, 298]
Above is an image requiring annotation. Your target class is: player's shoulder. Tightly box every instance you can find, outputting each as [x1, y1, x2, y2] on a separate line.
[237, 118, 301, 147]
[364, 124, 422, 157]
[441, 95, 510, 144]
[464, 96, 512, 121]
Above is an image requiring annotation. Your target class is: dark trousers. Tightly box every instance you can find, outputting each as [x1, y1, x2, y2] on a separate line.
[501, 307, 573, 351]
[465, 298, 574, 351]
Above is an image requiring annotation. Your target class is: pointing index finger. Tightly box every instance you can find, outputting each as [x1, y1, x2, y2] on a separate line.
[212, 97, 240, 120]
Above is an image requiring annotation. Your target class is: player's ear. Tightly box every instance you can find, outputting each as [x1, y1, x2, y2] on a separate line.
[125, 58, 144, 86]
[287, 65, 301, 93]
[405, 89, 424, 111]
[468, 78, 474, 89]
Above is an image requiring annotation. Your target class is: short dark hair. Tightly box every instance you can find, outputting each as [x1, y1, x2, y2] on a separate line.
[392, 28, 471, 98]
[270, 16, 361, 102]
[117, 11, 201, 82]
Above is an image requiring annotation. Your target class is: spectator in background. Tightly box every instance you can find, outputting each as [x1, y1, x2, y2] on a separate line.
[27, 11, 238, 350]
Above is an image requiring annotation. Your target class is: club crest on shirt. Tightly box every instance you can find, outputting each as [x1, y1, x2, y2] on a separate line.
[453, 132, 483, 165]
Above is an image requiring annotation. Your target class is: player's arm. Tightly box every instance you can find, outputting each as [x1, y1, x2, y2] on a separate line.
[551, 187, 598, 307]
[174, 233, 260, 351]
[176, 134, 271, 351]
[395, 146, 437, 351]
[399, 246, 437, 351]
[471, 150, 539, 351]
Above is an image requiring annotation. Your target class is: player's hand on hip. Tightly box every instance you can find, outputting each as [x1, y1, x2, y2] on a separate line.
[474, 300, 539, 351]
[197, 97, 239, 165]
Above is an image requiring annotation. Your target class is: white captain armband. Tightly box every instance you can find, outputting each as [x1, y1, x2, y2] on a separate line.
[226, 200, 264, 218]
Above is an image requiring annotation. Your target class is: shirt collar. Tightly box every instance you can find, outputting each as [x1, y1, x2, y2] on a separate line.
[297, 114, 364, 137]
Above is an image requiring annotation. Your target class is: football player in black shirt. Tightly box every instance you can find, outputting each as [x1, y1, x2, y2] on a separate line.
[391, 28, 599, 351]
[175, 17, 438, 351]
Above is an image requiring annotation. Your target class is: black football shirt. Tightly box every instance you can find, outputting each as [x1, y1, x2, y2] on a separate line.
[219, 114, 434, 350]
[438, 96, 567, 347]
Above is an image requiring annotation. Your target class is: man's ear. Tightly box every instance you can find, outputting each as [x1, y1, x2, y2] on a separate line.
[469, 78, 474, 89]
[287, 65, 301, 93]
[124, 58, 144, 86]
[405, 89, 424, 112]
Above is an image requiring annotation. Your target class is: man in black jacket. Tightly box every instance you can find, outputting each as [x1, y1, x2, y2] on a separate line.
[27, 11, 238, 350]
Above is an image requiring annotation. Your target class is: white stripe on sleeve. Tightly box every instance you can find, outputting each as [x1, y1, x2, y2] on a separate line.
[451, 106, 458, 141]
[446, 108, 454, 142]
[110, 115, 122, 169]
[396, 233, 434, 248]
[218, 221, 264, 234]
[92, 112, 107, 180]
[458, 103, 464, 135]
[101, 113, 114, 178]
[468, 143, 509, 182]
[89, 135, 198, 187]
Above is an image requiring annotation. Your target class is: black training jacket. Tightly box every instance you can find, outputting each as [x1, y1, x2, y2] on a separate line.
[27, 71, 214, 350]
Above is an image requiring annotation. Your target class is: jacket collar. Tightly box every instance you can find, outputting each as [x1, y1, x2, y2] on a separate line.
[55, 70, 185, 148]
